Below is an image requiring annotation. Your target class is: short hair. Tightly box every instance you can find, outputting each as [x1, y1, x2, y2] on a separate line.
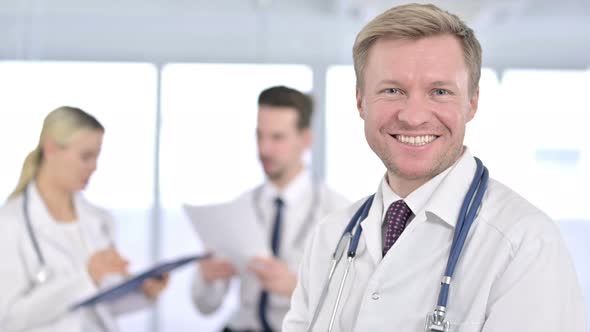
[258, 86, 313, 130]
[353, 3, 482, 95]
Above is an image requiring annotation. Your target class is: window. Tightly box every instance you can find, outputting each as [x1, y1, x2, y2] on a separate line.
[325, 65, 384, 201]
[495, 69, 590, 220]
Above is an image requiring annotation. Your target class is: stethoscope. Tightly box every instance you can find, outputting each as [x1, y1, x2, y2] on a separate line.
[22, 185, 109, 288]
[22, 186, 52, 286]
[307, 157, 489, 332]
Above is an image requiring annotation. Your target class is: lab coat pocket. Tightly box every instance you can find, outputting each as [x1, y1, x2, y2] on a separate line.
[450, 320, 484, 332]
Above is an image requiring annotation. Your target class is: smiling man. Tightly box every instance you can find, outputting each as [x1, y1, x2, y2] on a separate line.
[283, 4, 586, 331]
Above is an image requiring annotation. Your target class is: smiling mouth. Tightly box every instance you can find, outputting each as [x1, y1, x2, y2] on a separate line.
[392, 134, 438, 146]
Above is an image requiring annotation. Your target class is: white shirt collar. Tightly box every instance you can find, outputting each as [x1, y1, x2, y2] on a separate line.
[259, 168, 312, 207]
[380, 147, 475, 228]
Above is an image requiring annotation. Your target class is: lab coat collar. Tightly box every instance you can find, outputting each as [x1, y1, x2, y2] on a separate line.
[26, 181, 68, 228]
[26, 182, 105, 255]
[380, 165, 451, 223]
[358, 188, 386, 266]
[424, 148, 477, 229]
[361, 148, 477, 265]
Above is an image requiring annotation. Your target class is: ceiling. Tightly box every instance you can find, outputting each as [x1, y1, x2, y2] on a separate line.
[0, 0, 588, 68]
[1, 0, 589, 21]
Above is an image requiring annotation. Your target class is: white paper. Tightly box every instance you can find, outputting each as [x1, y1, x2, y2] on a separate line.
[182, 195, 271, 271]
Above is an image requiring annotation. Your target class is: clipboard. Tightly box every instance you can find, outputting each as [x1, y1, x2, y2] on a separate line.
[70, 253, 210, 310]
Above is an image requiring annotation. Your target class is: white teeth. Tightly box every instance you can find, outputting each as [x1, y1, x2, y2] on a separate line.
[394, 135, 436, 146]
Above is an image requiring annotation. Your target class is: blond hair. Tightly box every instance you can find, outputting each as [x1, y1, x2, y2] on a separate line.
[9, 106, 104, 199]
[353, 3, 482, 95]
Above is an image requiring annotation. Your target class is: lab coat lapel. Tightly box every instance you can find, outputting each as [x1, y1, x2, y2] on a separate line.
[359, 188, 385, 266]
[288, 186, 322, 252]
[27, 183, 73, 258]
[75, 195, 111, 252]
[28, 183, 109, 260]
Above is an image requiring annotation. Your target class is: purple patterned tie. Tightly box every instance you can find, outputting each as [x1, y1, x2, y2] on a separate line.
[382, 200, 412, 257]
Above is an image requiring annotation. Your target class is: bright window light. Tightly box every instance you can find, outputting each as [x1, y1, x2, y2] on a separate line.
[160, 63, 313, 207]
[494, 69, 590, 220]
[0, 61, 157, 209]
[325, 65, 384, 201]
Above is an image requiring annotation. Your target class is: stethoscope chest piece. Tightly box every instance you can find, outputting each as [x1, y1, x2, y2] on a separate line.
[424, 308, 450, 331]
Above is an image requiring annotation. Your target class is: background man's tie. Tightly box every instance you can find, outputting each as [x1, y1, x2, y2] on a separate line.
[257, 197, 283, 331]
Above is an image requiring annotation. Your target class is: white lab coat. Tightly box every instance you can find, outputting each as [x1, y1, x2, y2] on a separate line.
[0, 183, 150, 332]
[192, 170, 350, 331]
[284, 152, 587, 332]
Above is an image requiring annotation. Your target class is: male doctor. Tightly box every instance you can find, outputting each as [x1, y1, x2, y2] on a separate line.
[192, 86, 348, 331]
[283, 3, 586, 332]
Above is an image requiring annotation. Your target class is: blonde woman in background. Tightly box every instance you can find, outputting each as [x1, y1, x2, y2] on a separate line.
[0, 106, 169, 332]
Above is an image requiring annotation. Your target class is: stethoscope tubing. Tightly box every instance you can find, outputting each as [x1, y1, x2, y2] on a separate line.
[328, 256, 354, 332]
[347, 194, 374, 258]
[23, 187, 46, 267]
[437, 158, 488, 308]
[307, 233, 351, 332]
[307, 195, 375, 331]
[309, 157, 489, 331]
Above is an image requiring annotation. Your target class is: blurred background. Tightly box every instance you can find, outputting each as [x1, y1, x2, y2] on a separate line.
[0, 0, 588, 331]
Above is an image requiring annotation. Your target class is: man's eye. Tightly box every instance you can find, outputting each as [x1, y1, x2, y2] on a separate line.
[384, 88, 399, 94]
[433, 89, 449, 96]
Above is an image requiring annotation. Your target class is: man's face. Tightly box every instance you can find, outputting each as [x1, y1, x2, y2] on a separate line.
[357, 35, 479, 189]
[256, 106, 310, 182]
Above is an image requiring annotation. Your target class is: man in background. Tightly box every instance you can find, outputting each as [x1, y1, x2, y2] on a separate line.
[192, 86, 349, 332]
